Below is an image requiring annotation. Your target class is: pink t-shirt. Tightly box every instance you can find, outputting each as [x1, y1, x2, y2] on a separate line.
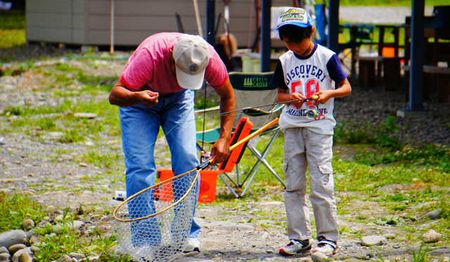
[120, 32, 228, 95]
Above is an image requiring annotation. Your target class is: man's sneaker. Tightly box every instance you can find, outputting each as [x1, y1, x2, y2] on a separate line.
[183, 237, 200, 253]
[311, 236, 337, 257]
[279, 239, 311, 256]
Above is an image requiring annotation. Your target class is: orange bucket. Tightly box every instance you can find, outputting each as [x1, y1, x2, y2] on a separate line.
[156, 169, 220, 203]
[156, 169, 174, 202]
[198, 170, 220, 203]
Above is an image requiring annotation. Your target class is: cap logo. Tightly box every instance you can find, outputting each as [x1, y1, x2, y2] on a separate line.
[280, 8, 306, 22]
[189, 63, 199, 73]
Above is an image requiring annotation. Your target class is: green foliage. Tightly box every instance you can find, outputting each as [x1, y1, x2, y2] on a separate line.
[340, 0, 449, 6]
[412, 245, 430, 262]
[195, 96, 219, 110]
[354, 144, 449, 172]
[0, 192, 46, 232]
[78, 150, 123, 169]
[335, 115, 401, 149]
[0, 11, 25, 29]
[2, 105, 23, 116]
[0, 11, 26, 48]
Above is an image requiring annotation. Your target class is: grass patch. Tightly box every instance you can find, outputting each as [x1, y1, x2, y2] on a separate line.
[340, 0, 449, 6]
[0, 192, 46, 232]
[2, 98, 120, 142]
[0, 11, 26, 49]
[78, 150, 123, 170]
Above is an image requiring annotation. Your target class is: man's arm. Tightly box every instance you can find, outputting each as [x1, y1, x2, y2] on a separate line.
[210, 78, 236, 163]
[109, 81, 159, 107]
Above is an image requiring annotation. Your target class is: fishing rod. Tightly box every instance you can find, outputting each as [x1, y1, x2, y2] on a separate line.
[196, 95, 320, 116]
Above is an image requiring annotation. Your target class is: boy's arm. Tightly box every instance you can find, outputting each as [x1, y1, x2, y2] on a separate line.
[278, 88, 305, 108]
[272, 60, 306, 107]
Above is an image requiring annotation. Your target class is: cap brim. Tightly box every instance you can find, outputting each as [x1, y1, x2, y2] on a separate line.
[276, 21, 312, 30]
[175, 66, 205, 90]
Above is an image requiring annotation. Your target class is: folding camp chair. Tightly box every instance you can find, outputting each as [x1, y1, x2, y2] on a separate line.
[196, 72, 286, 197]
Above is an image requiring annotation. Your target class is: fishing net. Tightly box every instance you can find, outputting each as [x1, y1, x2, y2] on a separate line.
[113, 169, 200, 262]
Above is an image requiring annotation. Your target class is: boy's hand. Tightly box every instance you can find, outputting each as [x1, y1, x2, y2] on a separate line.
[313, 90, 332, 104]
[137, 90, 159, 106]
[291, 92, 306, 108]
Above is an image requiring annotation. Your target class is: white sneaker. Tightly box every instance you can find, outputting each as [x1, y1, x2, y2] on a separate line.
[183, 237, 200, 253]
[279, 239, 311, 256]
[311, 236, 337, 257]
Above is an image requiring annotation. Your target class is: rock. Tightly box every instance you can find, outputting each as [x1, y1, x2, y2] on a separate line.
[53, 220, 84, 233]
[311, 251, 332, 261]
[44, 132, 64, 140]
[30, 246, 40, 253]
[12, 247, 32, 262]
[0, 247, 8, 254]
[384, 233, 396, 239]
[0, 253, 10, 262]
[0, 230, 28, 248]
[426, 209, 442, 220]
[423, 229, 442, 243]
[361, 235, 387, 246]
[73, 113, 97, 119]
[17, 252, 32, 262]
[57, 254, 74, 262]
[68, 252, 85, 260]
[22, 219, 35, 231]
[8, 243, 27, 255]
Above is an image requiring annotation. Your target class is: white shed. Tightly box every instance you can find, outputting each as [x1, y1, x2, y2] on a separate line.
[26, 0, 292, 48]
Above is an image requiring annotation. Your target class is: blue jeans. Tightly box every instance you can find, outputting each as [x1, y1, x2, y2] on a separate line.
[120, 89, 201, 245]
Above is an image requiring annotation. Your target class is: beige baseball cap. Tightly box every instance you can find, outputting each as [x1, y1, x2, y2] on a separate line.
[173, 34, 211, 90]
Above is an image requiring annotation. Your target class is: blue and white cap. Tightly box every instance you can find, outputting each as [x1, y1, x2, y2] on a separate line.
[275, 7, 314, 29]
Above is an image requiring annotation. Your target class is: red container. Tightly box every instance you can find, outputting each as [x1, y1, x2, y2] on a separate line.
[156, 169, 220, 203]
[198, 170, 220, 203]
[156, 169, 175, 202]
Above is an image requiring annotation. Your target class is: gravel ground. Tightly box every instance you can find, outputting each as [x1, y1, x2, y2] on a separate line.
[1, 49, 448, 261]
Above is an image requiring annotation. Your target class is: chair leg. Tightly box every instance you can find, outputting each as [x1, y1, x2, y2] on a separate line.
[239, 129, 285, 196]
[219, 174, 240, 198]
[246, 146, 286, 186]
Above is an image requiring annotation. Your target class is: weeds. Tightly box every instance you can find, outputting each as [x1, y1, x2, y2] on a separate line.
[412, 245, 430, 262]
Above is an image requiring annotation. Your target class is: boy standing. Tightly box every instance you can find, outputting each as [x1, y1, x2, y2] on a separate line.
[270, 8, 352, 258]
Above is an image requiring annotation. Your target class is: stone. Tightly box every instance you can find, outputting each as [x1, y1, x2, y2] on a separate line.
[0, 253, 10, 262]
[12, 247, 32, 262]
[423, 229, 442, 243]
[361, 235, 387, 246]
[426, 209, 442, 220]
[0, 230, 28, 248]
[8, 243, 27, 255]
[22, 219, 35, 231]
[73, 113, 97, 119]
[311, 251, 332, 261]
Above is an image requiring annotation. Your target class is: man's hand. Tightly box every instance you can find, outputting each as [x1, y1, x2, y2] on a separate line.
[137, 90, 159, 107]
[210, 137, 230, 164]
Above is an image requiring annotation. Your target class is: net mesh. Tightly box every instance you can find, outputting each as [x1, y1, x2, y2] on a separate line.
[114, 170, 199, 262]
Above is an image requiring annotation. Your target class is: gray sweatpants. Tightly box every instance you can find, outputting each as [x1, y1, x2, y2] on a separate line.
[283, 127, 338, 242]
